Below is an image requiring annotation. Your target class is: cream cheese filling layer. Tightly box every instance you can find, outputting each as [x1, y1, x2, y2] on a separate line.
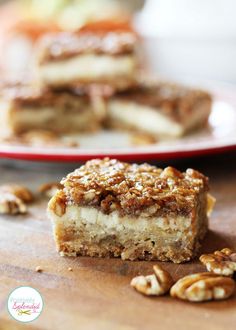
[39, 54, 136, 84]
[107, 100, 184, 137]
[49, 205, 192, 234]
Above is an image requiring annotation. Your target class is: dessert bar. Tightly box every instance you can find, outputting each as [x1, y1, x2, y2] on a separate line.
[107, 82, 212, 137]
[48, 158, 214, 263]
[0, 81, 104, 135]
[37, 21, 139, 92]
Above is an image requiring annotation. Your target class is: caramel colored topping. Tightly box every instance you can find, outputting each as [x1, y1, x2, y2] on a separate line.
[61, 158, 209, 217]
[37, 20, 137, 64]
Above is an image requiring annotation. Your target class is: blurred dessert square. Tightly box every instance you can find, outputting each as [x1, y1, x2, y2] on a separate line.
[106, 81, 212, 137]
[0, 80, 105, 136]
[36, 20, 139, 92]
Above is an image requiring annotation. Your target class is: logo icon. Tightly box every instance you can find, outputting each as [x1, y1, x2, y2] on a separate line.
[7, 286, 43, 323]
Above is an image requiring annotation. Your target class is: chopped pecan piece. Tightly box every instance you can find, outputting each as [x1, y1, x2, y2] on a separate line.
[200, 248, 236, 276]
[39, 182, 63, 198]
[0, 192, 27, 215]
[130, 133, 156, 146]
[170, 272, 235, 302]
[0, 184, 33, 203]
[130, 265, 173, 296]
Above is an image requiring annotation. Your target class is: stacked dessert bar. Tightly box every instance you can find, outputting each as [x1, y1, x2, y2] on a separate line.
[0, 20, 212, 139]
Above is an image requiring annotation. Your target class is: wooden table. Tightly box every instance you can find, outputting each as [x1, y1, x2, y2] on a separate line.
[0, 153, 235, 330]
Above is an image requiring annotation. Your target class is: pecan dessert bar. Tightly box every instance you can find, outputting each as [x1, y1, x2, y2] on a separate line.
[0, 81, 104, 136]
[106, 82, 212, 137]
[37, 20, 139, 91]
[48, 158, 214, 263]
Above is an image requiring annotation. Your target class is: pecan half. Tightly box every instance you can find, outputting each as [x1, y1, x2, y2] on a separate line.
[170, 272, 235, 302]
[200, 248, 236, 276]
[130, 265, 173, 296]
[0, 184, 33, 203]
[39, 182, 63, 198]
[0, 192, 27, 215]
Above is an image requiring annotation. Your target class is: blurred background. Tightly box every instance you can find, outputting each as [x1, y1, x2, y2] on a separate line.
[0, 0, 236, 83]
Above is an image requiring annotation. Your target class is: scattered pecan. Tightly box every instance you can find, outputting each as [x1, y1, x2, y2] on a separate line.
[130, 265, 173, 296]
[39, 182, 63, 198]
[35, 266, 43, 273]
[21, 130, 59, 147]
[0, 192, 27, 215]
[200, 248, 236, 276]
[153, 265, 174, 293]
[130, 133, 157, 146]
[170, 272, 235, 302]
[0, 184, 34, 203]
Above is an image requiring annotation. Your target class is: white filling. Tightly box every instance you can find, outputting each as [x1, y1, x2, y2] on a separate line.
[39, 54, 136, 84]
[108, 100, 184, 137]
[49, 205, 191, 233]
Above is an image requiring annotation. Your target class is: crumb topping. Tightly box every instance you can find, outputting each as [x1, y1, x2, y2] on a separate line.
[37, 21, 137, 64]
[0, 80, 90, 108]
[60, 158, 209, 217]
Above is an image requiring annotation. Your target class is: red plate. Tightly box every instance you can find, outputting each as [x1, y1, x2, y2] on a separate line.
[1, 80, 236, 162]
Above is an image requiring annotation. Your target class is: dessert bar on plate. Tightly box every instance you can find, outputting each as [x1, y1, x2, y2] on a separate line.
[107, 82, 212, 137]
[37, 20, 139, 92]
[48, 158, 214, 263]
[0, 81, 104, 136]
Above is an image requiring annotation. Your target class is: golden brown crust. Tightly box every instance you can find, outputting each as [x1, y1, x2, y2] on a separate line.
[61, 158, 209, 217]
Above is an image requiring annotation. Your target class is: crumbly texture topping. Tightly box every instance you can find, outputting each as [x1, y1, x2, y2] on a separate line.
[37, 21, 138, 64]
[61, 158, 209, 217]
[113, 82, 212, 122]
[0, 80, 90, 109]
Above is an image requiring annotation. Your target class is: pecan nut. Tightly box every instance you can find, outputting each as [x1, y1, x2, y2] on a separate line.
[0, 192, 27, 215]
[170, 272, 235, 302]
[200, 248, 236, 276]
[130, 133, 156, 146]
[130, 265, 173, 296]
[0, 184, 33, 203]
[39, 182, 63, 198]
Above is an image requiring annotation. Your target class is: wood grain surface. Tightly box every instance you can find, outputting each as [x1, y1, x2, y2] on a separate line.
[0, 153, 235, 330]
